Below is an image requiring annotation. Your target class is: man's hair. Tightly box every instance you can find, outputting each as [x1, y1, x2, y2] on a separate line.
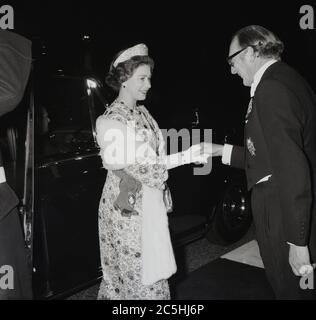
[105, 54, 154, 92]
[233, 25, 284, 59]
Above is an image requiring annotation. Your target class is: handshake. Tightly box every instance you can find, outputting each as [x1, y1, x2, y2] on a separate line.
[180, 142, 224, 165]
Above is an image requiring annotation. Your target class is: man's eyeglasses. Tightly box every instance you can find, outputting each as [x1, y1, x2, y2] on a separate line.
[227, 47, 248, 67]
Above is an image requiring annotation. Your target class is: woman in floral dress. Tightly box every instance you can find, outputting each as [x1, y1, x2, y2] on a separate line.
[96, 44, 209, 300]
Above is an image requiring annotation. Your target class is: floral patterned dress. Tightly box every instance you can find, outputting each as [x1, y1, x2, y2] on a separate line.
[96, 101, 170, 300]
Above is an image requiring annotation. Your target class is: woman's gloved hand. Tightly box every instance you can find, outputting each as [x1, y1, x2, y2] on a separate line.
[181, 143, 210, 165]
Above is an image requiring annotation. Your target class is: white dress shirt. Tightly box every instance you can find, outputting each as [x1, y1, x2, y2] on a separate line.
[0, 166, 6, 183]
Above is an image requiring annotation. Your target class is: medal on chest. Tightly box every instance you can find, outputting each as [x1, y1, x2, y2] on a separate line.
[246, 137, 256, 156]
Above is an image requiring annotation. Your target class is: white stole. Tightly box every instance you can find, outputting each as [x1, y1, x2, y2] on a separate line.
[141, 185, 177, 285]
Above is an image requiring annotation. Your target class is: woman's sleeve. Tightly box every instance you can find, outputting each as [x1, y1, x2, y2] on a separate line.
[96, 115, 168, 189]
[96, 115, 130, 170]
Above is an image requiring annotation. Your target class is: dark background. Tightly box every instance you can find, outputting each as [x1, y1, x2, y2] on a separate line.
[8, 0, 316, 130]
[3, 0, 315, 299]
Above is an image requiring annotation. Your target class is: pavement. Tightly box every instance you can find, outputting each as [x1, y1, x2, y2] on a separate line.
[67, 223, 257, 299]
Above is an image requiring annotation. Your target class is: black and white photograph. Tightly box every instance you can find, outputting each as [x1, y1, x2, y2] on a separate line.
[0, 0, 315, 306]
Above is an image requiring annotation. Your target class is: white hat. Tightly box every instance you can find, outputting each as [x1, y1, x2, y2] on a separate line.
[113, 43, 148, 68]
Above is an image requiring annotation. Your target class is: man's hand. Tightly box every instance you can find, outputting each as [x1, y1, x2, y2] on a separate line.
[288, 244, 314, 276]
[185, 144, 210, 164]
[201, 142, 224, 157]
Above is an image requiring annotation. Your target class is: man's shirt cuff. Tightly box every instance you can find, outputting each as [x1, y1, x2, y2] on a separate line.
[222, 144, 233, 165]
[0, 167, 6, 183]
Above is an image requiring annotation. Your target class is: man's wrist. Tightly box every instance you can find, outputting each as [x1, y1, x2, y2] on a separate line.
[287, 242, 307, 248]
[222, 144, 233, 165]
[0, 166, 6, 183]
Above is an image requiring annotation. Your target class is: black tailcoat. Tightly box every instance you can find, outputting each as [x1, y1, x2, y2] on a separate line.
[231, 61, 316, 298]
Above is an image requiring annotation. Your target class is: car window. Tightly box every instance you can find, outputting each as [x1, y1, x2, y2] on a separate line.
[35, 76, 96, 160]
[92, 87, 109, 118]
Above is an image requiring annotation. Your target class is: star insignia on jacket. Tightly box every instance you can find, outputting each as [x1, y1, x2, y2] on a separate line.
[247, 137, 256, 156]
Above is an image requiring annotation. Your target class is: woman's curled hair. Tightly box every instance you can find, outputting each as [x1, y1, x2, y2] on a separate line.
[105, 55, 154, 92]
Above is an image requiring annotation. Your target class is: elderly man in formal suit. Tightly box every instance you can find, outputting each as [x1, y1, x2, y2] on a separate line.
[204, 25, 316, 299]
[0, 29, 32, 299]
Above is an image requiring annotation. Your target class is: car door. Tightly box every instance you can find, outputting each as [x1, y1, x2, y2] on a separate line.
[32, 74, 107, 299]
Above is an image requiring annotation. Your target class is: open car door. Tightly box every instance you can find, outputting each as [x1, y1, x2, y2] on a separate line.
[0, 29, 32, 299]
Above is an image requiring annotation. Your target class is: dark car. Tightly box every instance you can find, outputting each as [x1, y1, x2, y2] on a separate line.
[32, 73, 105, 299]
[27, 64, 252, 299]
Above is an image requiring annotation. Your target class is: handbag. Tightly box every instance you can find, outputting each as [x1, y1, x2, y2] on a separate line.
[113, 170, 141, 217]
